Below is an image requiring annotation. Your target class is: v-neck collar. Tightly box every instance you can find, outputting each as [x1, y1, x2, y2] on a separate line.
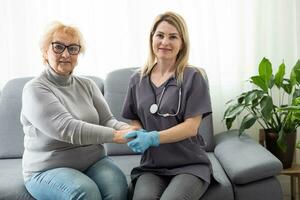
[149, 75, 175, 89]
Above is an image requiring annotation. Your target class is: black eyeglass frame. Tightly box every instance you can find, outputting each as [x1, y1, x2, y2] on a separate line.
[51, 42, 81, 55]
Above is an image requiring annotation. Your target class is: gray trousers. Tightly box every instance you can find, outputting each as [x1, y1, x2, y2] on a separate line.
[131, 173, 209, 200]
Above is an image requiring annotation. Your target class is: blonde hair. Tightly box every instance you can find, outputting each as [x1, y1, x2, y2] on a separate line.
[141, 11, 190, 82]
[40, 21, 86, 64]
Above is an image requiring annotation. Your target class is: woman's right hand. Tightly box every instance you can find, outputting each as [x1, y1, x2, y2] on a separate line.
[113, 128, 135, 144]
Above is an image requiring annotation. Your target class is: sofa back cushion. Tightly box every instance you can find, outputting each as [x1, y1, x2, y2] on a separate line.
[104, 67, 215, 155]
[197, 68, 215, 151]
[104, 68, 140, 155]
[0, 77, 32, 158]
[0, 76, 104, 159]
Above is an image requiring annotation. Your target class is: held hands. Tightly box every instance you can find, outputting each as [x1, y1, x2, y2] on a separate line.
[124, 130, 160, 153]
[113, 125, 139, 144]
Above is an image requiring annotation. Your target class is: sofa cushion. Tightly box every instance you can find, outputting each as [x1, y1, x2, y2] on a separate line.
[196, 68, 215, 152]
[201, 153, 234, 200]
[214, 130, 283, 184]
[104, 68, 140, 155]
[82, 75, 104, 94]
[234, 177, 283, 200]
[0, 77, 32, 158]
[199, 113, 214, 152]
[0, 158, 34, 200]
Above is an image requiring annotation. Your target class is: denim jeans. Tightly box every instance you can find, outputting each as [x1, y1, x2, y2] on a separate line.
[25, 156, 128, 200]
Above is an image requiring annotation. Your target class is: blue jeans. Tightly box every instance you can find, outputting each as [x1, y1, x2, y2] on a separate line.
[25, 157, 128, 200]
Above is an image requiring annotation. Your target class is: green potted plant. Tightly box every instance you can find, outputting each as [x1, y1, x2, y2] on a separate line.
[223, 57, 300, 168]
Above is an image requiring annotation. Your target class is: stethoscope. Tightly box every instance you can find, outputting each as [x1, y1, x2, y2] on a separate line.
[148, 74, 182, 117]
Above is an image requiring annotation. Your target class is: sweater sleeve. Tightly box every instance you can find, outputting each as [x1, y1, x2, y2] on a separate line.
[89, 80, 128, 130]
[21, 82, 115, 144]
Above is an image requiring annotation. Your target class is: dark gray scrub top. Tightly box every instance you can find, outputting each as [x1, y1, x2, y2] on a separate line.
[122, 67, 212, 183]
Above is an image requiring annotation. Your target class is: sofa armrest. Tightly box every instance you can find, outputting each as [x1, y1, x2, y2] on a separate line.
[214, 129, 283, 185]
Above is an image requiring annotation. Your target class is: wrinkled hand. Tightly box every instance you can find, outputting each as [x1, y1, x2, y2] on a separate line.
[124, 130, 160, 153]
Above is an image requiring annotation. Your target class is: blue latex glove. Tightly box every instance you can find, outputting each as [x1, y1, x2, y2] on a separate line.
[124, 129, 151, 141]
[124, 129, 146, 139]
[124, 130, 159, 153]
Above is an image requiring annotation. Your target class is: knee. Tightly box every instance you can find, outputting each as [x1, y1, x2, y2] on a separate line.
[132, 188, 160, 200]
[103, 182, 128, 200]
[133, 193, 159, 200]
[70, 180, 101, 200]
[107, 192, 127, 200]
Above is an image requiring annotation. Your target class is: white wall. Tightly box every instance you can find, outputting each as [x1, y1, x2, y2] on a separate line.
[1, 0, 299, 135]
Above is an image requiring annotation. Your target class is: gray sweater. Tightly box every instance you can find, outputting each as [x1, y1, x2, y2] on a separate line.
[21, 66, 126, 181]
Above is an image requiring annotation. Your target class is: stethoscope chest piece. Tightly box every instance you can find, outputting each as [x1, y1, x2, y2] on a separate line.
[150, 104, 158, 114]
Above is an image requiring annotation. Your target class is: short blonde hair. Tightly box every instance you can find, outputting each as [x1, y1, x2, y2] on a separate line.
[40, 21, 86, 64]
[141, 11, 190, 82]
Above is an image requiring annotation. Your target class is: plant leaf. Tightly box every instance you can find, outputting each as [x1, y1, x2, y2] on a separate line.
[251, 98, 259, 107]
[224, 104, 244, 119]
[238, 96, 245, 104]
[291, 112, 300, 122]
[244, 91, 257, 105]
[224, 105, 234, 119]
[292, 60, 300, 83]
[282, 79, 292, 94]
[225, 116, 236, 129]
[268, 75, 275, 89]
[279, 105, 300, 111]
[251, 75, 268, 92]
[294, 69, 300, 84]
[259, 57, 273, 83]
[260, 96, 273, 121]
[293, 89, 300, 99]
[226, 92, 247, 104]
[274, 62, 285, 88]
[239, 114, 256, 135]
[292, 97, 300, 105]
[290, 70, 297, 87]
[296, 140, 300, 149]
[250, 90, 265, 107]
[277, 129, 287, 152]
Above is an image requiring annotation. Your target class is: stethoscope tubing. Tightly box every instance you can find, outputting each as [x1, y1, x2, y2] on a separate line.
[148, 75, 181, 117]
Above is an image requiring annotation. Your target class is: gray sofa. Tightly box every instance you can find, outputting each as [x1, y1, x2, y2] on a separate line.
[0, 68, 283, 200]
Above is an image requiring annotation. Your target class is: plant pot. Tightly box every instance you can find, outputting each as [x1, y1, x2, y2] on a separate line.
[264, 129, 296, 169]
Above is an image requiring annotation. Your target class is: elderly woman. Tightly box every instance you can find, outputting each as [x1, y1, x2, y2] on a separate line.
[21, 21, 130, 200]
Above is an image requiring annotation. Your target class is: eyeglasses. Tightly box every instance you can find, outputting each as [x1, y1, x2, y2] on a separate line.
[51, 42, 81, 55]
